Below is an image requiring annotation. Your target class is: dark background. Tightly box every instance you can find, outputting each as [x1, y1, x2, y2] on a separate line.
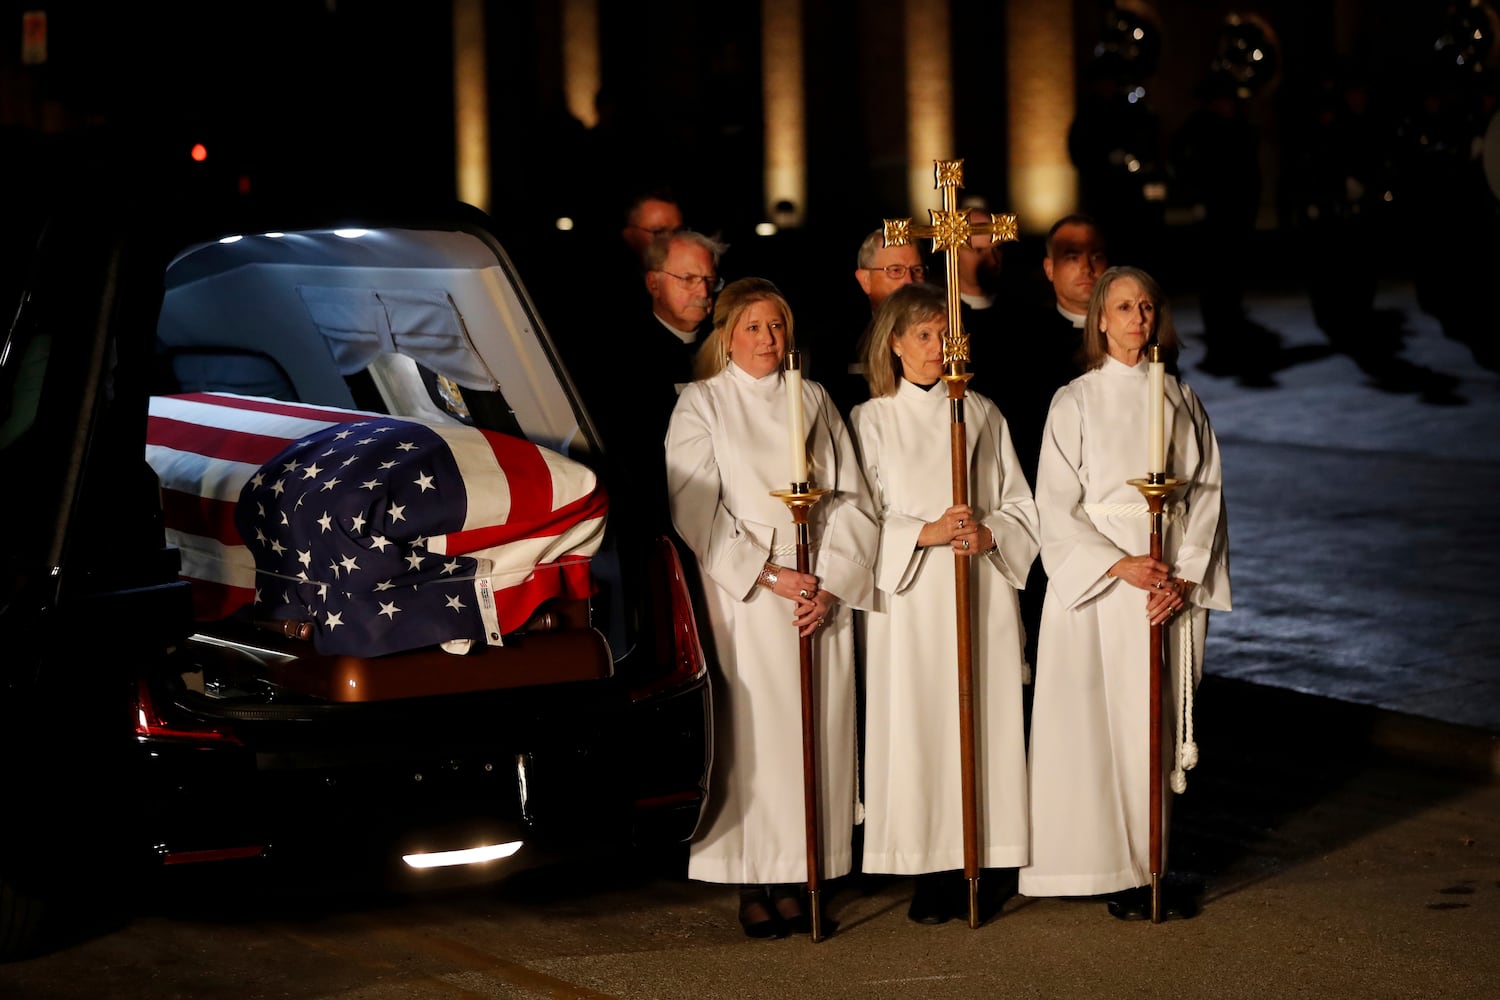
[3, 1, 1498, 365]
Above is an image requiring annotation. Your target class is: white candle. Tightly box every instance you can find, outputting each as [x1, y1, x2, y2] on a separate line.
[1148, 345, 1165, 475]
[785, 352, 807, 484]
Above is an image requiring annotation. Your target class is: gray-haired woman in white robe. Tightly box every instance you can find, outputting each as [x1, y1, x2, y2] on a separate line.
[1018, 266, 1231, 920]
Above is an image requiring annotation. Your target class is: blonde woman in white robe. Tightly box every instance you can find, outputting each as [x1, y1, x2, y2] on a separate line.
[850, 283, 1040, 924]
[1018, 266, 1231, 920]
[666, 278, 877, 938]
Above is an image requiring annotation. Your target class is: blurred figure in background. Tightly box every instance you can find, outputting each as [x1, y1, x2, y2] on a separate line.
[1170, 74, 1279, 386]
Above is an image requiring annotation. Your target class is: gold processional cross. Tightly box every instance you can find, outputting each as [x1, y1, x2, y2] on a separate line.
[882, 158, 1018, 379]
[881, 157, 1019, 929]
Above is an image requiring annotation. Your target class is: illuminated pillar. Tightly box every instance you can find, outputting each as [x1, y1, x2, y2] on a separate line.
[762, 0, 807, 225]
[1005, 0, 1076, 234]
[453, 0, 490, 212]
[904, 0, 954, 215]
[563, 0, 600, 127]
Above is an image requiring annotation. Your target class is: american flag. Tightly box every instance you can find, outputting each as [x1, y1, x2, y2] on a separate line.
[146, 393, 607, 656]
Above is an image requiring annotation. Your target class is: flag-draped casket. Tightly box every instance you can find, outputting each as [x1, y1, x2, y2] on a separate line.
[145, 393, 607, 656]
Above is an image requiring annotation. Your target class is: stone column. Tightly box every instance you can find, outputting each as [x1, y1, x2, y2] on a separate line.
[1005, 0, 1076, 234]
[763, 0, 807, 225]
[904, 0, 955, 215]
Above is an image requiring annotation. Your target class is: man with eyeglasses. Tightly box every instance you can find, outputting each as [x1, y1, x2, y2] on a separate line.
[854, 228, 928, 314]
[643, 230, 727, 376]
[589, 229, 727, 535]
[825, 229, 930, 417]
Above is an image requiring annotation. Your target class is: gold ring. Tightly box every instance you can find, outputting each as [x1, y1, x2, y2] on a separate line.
[962, 539, 970, 550]
[816, 617, 825, 627]
[799, 588, 809, 599]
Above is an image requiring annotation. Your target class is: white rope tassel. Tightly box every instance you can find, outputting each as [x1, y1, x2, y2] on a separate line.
[1092, 500, 1196, 790]
[1170, 605, 1199, 794]
[853, 706, 866, 825]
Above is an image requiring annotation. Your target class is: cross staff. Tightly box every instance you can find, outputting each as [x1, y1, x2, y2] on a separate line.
[883, 158, 1018, 929]
[882, 159, 1017, 383]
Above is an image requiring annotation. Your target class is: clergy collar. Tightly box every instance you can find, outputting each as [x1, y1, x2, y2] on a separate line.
[1056, 303, 1087, 328]
[897, 376, 944, 397]
[1101, 353, 1148, 375]
[961, 291, 995, 311]
[726, 359, 782, 386]
[653, 312, 699, 345]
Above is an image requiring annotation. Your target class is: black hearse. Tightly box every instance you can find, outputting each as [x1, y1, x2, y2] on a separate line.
[0, 196, 711, 960]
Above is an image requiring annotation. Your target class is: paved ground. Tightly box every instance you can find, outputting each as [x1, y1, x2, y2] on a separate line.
[1, 691, 1495, 999]
[1176, 281, 1500, 774]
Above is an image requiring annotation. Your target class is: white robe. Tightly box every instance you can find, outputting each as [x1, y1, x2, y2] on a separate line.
[666, 361, 878, 885]
[852, 381, 1040, 874]
[1018, 355, 1231, 898]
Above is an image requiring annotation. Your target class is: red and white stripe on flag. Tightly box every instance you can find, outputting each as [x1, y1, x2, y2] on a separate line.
[145, 392, 606, 630]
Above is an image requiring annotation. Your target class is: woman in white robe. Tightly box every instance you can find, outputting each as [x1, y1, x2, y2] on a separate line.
[665, 278, 877, 937]
[1017, 266, 1231, 919]
[850, 283, 1040, 924]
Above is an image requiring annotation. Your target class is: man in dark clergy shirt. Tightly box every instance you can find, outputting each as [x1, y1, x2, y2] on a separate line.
[592, 229, 727, 535]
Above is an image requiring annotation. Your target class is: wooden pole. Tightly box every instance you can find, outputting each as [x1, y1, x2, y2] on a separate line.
[772, 487, 830, 942]
[1128, 472, 1181, 924]
[792, 500, 823, 942]
[1146, 490, 1166, 924]
[946, 374, 982, 927]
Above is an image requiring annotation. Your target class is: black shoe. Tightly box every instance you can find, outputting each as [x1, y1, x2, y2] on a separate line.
[973, 869, 1017, 923]
[1105, 886, 1150, 921]
[1162, 886, 1200, 920]
[908, 873, 953, 925]
[770, 884, 812, 935]
[738, 888, 784, 939]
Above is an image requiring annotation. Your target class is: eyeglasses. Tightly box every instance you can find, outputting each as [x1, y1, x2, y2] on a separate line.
[659, 270, 725, 293]
[865, 264, 927, 281]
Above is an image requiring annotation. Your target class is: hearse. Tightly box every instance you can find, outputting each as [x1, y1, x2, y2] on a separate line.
[0, 195, 712, 960]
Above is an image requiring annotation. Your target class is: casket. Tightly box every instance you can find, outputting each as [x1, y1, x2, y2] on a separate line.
[145, 392, 607, 657]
